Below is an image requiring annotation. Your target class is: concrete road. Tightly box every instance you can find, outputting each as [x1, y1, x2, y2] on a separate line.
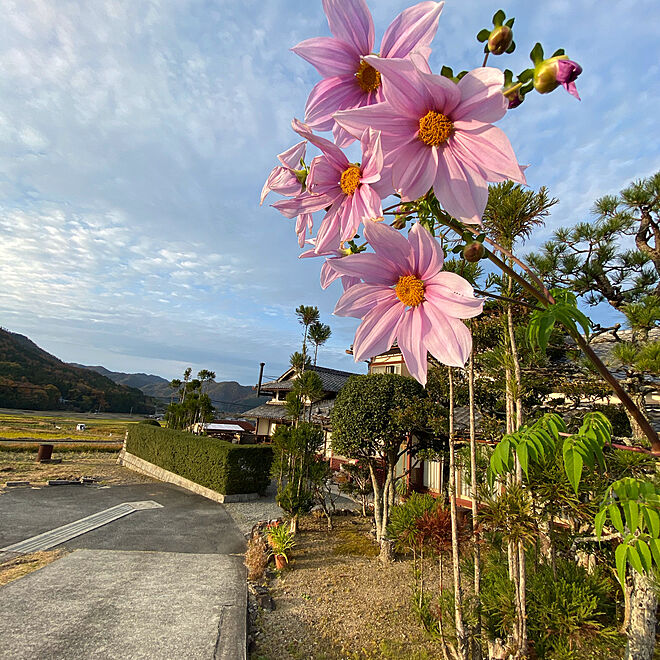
[0, 483, 248, 659]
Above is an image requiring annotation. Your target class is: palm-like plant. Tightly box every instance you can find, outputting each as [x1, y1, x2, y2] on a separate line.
[308, 322, 332, 366]
[295, 304, 320, 363]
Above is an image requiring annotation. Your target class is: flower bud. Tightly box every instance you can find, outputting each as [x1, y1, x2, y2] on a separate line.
[534, 56, 582, 99]
[392, 215, 407, 230]
[488, 25, 513, 55]
[462, 242, 485, 262]
[503, 83, 523, 109]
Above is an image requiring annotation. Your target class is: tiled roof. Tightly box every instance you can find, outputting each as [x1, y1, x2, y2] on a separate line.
[260, 364, 359, 394]
[242, 403, 290, 421]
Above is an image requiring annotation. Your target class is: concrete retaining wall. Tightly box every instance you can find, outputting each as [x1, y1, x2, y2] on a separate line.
[117, 449, 259, 504]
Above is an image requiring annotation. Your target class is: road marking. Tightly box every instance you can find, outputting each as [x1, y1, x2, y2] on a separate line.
[0, 501, 163, 555]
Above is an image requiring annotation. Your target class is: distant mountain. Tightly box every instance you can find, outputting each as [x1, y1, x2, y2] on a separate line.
[74, 364, 268, 415]
[0, 328, 152, 413]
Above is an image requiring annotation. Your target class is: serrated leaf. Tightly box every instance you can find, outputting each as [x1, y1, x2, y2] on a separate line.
[505, 17, 515, 27]
[563, 443, 583, 494]
[637, 539, 652, 572]
[492, 9, 506, 26]
[615, 543, 628, 586]
[530, 42, 544, 64]
[623, 500, 640, 533]
[609, 503, 625, 534]
[594, 508, 607, 537]
[476, 29, 490, 43]
[627, 544, 644, 574]
[643, 507, 660, 538]
[649, 538, 660, 567]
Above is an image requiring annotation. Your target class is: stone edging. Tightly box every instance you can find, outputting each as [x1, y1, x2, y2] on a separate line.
[117, 449, 259, 504]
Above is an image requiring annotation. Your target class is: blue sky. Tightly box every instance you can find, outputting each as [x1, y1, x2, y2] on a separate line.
[0, 0, 658, 386]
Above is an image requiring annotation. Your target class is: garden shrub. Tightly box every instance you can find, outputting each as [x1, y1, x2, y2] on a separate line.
[138, 419, 161, 427]
[126, 424, 273, 495]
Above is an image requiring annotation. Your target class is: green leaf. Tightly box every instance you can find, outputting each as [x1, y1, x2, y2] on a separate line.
[615, 543, 628, 586]
[594, 508, 607, 537]
[609, 503, 625, 534]
[623, 500, 640, 533]
[516, 441, 529, 476]
[642, 506, 660, 538]
[518, 68, 534, 83]
[637, 539, 653, 572]
[441, 65, 455, 78]
[506, 41, 516, 54]
[530, 42, 544, 64]
[476, 29, 490, 43]
[649, 538, 660, 567]
[627, 544, 644, 574]
[563, 441, 583, 493]
[492, 9, 506, 26]
[505, 17, 515, 27]
[552, 48, 566, 57]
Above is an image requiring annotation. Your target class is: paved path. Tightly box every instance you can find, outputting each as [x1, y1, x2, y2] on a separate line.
[0, 483, 247, 659]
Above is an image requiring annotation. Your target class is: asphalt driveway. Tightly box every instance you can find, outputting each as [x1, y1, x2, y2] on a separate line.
[0, 482, 248, 659]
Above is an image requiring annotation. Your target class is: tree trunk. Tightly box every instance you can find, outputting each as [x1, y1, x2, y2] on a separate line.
[289, 514, 298, 535]
[468, 355, 483, 660]
[507, 303, 523, 429]
[625, 570, 658, 660]
[448, 368, 468, 660]
[621, 381, 649, 441]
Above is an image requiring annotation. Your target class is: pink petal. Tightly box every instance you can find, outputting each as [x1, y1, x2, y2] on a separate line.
[423, 303, 473, 367]
[397, 306, 429, 385]
[321, 258, 342, 289]
[451, 124, 526, 185]
[272, 191, 334, 219]
[292, 119, 348, 172]
[380, 1, 444, 59]
[347, 185, 382, 237]
[304, 76, 365, 132]
[424, 280, 483, 319]
[339, 194, 363, 243]
[315, 203, 344, 253]
[329, 251, 400, 285]
[360, 128, 383, 183]
[333, 122, 357, 149]
[308, 156, 342, 196]
[334, 102, 419, 151]
[291, 37, 359, 77]
[295, 213, 314, 248]
[363, 220, 412, 270]
[334, 283, 396, 316]
[342, 275, 361, 291]
[364, 56, 427, 117]
[408, 222, 444, 281]
[278, 141, 307, 169]
[391, 139, 437, 202]
[416, 68, 461, 115]
[352, 297, 404, 362]
[322, 0, 374, 56]
[426, 270, 476, 298]
[434, 145, 488, 225]
[260, 166, 300, 204]
[453, 67, 507, 123]
[562, 81, 581, 100]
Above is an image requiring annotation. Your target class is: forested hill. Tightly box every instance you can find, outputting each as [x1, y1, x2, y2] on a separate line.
[74, 365, 268, 415]
[0, 328, 151, 413]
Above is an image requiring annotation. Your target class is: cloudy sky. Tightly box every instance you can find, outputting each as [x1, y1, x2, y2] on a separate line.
[0, 0, 658, 386]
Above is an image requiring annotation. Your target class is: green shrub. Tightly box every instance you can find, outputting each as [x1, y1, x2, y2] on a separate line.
[139, 419, 161, 427]
[126, 424, 273, 495]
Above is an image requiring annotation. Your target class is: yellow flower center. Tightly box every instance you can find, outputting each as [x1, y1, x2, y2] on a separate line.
[395, 275, 425, 307]
[418, 110, 454, 147]
[355, 60, 381, 93]
[340, 165, 361, 195]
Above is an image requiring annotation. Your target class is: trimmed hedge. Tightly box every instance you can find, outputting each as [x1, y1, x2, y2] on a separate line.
[126, 424, 273, 495]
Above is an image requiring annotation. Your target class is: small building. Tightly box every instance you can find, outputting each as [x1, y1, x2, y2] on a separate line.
[76, 423, 86, 432]
[191, 419, 255, 443]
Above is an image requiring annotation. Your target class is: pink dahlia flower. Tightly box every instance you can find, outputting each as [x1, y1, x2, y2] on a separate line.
[262, 141, 314, 247]
[334, 58, 527, 224]
[331, 220, 483, 385]
[292, 0, 444, 147]
[273, 119, 384, 253]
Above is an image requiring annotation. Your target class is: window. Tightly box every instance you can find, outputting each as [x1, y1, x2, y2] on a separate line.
[385, 365, 400, 374]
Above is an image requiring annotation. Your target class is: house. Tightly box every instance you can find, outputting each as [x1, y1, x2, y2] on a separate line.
[243, 365, 359, 464]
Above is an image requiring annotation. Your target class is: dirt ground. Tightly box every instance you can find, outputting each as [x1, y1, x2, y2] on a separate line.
[251, 515, 446, 660]
[0, 451, 155, 490]
[0, 550, 65, 587]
